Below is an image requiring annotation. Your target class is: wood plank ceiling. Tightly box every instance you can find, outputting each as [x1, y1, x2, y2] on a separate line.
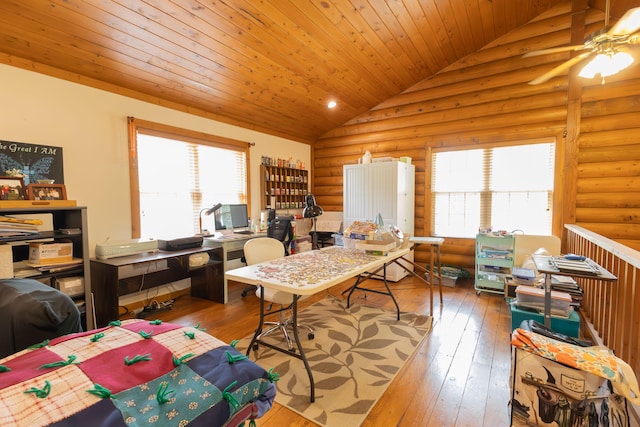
[0, 0, 634, 142]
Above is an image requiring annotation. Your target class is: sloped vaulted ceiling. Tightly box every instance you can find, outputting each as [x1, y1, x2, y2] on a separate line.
[0, 1, 635, 142]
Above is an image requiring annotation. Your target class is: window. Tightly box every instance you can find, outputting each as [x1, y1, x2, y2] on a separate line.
[431, 141, 555, 238]
[128, 118, 248, 239]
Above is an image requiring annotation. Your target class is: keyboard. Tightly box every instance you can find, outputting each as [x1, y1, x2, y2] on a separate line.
[234, 230, 254, 235]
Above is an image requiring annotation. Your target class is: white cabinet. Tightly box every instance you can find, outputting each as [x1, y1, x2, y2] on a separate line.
[343, 161, 415, 233]
[343, 161, 415, 281]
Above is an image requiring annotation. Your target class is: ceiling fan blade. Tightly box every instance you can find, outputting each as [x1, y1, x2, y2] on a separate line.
[523, 45, 586, 57]
[607, 7, 640, 36]
[528, 52, 592, 85]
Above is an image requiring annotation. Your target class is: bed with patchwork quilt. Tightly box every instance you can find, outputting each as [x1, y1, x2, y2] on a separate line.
[0, 319, 276, 426]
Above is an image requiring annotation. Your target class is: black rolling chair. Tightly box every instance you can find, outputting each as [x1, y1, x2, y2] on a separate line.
[267, 216, 294, 254]
[240, 216, 294, 297]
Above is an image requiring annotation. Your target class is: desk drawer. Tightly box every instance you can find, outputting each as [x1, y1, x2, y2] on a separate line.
[227, 257, 245, 270]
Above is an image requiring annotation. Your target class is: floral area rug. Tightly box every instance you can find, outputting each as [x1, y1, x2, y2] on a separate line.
[237, 295, 433, 426]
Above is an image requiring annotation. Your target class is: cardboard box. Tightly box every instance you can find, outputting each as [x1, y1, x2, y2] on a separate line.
[355, 239, 396, 255]
[56, 276, 84, 297]
[511, 347, 631, 426]
[347, 232, 372, 240]
[0, 245, 13, 279]
[28, 241, 73, 264]
[344, 221, 377, 240]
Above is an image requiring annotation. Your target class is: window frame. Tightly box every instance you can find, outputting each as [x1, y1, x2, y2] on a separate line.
[429, 137, 560, 239]
[127, 117, 251, 239]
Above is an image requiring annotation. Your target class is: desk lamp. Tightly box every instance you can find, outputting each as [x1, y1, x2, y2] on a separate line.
[302, 194, 323, 249]
[199, 203, 222, 236]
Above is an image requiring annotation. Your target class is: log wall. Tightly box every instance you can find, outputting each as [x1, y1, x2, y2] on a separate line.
[312, 1, 640, 271]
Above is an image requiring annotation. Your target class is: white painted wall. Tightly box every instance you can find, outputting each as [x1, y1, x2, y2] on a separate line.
[0, 64, 310, 255]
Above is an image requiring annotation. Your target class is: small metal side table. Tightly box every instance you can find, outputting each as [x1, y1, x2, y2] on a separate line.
[531, 255, 617, 328]
[395, 236, 445, 314]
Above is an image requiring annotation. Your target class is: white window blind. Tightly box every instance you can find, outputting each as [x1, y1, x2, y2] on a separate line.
[432, 142, 555, 238]
[132, 129, 247, 239]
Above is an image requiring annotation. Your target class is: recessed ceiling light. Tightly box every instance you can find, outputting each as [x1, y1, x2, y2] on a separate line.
[327, 101, 337, 109]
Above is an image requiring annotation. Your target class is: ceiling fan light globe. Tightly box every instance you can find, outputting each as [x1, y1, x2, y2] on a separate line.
[611, 51, 634, 71]
[579, 52, 634, 79]
[579, 54, 607, 78]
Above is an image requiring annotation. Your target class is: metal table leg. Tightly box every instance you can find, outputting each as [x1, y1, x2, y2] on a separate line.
[344, 263, 401, 320]
[391, 247, 443, 315]
[247, 286, 316, 402]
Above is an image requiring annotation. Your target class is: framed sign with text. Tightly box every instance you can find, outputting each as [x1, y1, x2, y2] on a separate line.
[0, 140, 64, 186]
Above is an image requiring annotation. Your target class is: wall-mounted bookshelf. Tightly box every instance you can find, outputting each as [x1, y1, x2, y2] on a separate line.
[260, 164, 308, 210]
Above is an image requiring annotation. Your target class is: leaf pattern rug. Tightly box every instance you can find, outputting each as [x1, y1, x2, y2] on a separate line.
[237, 294, 433, 426]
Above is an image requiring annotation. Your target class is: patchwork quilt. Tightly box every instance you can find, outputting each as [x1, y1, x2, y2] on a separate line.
[0, 319, 276, 426]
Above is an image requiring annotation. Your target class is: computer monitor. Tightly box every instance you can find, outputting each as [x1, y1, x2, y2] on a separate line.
[216, 204, 249, 231]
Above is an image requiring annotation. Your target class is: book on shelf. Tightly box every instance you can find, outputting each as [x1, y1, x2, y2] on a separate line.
[482, 248, 512, 259]
[12, 261, 43, 278]
[0, 214, 44, 238]
[0, 215, 44, 226]
[23, 257, 83, 272]
[550, 274, 583, 307]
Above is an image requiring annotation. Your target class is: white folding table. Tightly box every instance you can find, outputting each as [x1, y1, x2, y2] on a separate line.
[225, 246, 412, 402]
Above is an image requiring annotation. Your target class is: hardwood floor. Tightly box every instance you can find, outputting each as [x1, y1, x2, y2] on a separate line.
[121, 275, 514, 426]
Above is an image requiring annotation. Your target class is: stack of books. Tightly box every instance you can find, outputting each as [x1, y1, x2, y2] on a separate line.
[0, 215, 41, 238]
[551, 275, 583, 308]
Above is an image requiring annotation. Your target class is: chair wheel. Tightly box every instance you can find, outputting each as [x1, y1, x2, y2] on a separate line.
[308, 332, 314, 340]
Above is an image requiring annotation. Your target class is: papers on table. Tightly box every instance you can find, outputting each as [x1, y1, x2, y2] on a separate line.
[551, 275, 583, 306]
[549, 257, 600, 275]
[0, 214, 43, 238]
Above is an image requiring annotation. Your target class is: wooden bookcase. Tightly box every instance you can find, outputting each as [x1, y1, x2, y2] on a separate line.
[0, 202, 93, 329]
[260, 164, 308, 210]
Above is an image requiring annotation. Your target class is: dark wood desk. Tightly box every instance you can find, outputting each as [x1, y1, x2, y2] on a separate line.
[91, 246, 223, 326]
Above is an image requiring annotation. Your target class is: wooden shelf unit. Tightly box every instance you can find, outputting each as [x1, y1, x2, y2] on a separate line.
[260, 164, 308, 210]
[0, 204, 93, 329]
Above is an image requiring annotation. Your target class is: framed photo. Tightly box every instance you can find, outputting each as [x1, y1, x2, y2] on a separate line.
[27, 183, 67, 201]
[0, 176, 26, 200]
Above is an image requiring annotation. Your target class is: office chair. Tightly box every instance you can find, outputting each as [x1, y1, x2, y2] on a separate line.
[267, 215, 294, 254]
[240, 216, 294, 297]
[243, 237, 314, 351]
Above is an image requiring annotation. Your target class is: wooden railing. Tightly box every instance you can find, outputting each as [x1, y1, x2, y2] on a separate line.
[564, 225, 640, 381]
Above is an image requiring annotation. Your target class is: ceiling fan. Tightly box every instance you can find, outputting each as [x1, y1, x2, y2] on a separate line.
[525, 3, 640, 85]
